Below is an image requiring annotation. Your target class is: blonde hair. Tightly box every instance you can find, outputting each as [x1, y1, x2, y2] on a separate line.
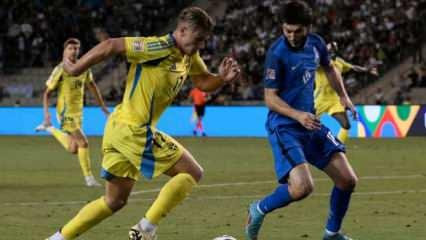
[178, 6, 214, 32]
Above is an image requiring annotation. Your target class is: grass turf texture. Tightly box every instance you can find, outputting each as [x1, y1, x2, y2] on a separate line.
[1, 136, 425, 239]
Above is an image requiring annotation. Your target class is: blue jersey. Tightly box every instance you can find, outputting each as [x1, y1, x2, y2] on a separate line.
[264, 33, 330, 130]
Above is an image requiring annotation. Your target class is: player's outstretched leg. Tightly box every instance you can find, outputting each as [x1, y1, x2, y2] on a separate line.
[332, 112, 351, 143]
[46, 178, 134, 240]
[71, 130, 102, 187]
[129, 151, 202, 240]
[322, 153, 358, 240]
[245, 164, 313, 240]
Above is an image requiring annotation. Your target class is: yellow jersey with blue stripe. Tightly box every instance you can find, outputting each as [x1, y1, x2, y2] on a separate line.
[314, 57, 352, 100]
[46, 63, 93, 130]
[101, 33, 209, 180]
[111, 33, 208, 127]
[314, 57, 353, 116]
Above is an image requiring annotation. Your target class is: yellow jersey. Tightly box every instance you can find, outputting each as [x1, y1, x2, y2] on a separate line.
[46, 63, 93, 118]
[314, 57, 353, 101]
[111, 33, 208, 127]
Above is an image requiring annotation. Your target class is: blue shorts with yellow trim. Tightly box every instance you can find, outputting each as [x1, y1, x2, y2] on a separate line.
[101, 118, 184, 181]
[267, 124, 345, 184]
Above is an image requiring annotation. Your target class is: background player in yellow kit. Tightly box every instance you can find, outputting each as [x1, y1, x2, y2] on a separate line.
[36, 38, 109, 187]
[46, 7, 240, 240]
[315, 42, 378, 142]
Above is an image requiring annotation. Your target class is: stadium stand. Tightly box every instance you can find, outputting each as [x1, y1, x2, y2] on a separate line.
[0, 0, 425, 106]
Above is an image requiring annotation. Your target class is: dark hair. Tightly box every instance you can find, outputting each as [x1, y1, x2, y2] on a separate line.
[63, 38, 81, 49]
[280, 0, 312, 26]
[178, 6, 215, 32]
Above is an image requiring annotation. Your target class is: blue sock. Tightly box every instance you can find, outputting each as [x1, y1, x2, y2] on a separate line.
[326, 186, 353, 233]
[258, 184, 293, 214]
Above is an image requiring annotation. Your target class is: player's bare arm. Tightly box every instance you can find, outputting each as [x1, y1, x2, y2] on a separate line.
[351, 64, 379, 76]
[87, 82, 110, 116]
[191, 57, 241, 92]
[264, 88, 321, 130]
[323, 64, 357, 119]
[64, 38, 125, 76]
[42, 88, 53, 126]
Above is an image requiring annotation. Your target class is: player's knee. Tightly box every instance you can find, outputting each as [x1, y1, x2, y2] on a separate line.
[69, 147, 78, 154]
[68, 142, 78, 154]
[341, 121, 351, 130]
[105, 195, 128, 212]
[191, 166, 204, 183]
[290, 181, 314, 201]
[339, 174, 358, 191]
[78, 140, 89, 148]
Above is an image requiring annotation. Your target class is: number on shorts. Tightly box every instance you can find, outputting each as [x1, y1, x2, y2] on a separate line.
[327, 131, 340, 146]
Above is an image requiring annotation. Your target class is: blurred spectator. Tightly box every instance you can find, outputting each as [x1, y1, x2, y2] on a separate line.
[374, 87, 386, 105]
[0, 84, 4, 102]
[419, 64, 426, 87]
[1, 0, 426, 105]
[198, 0, 426, 102]
[0, 0, 192, 73]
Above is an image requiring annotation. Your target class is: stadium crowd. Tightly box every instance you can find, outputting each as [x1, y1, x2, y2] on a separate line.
[191, 0, 426, 104]
[0, 0, 426, 105]
[0, 0, 192, 73]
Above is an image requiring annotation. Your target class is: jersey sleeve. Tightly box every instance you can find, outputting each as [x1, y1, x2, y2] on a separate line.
[45, 65, 63, 90]
[263, 50, 282, 89]
[336, 57, 353, 73]
[189, 51, 209, 75]
[316, 36, 331, 67]
[125, 37, 172, 63]
[85, 69, 94, 84]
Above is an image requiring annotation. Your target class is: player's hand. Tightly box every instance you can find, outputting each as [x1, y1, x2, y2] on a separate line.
[295, 111, 321, 131]
[369, 67, 379, 76]
[340, 96, 358, 120]
[218, 57, 241, 82]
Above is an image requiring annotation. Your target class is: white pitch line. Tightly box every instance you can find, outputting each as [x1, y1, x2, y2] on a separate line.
[1, 175, 424, 207]
[131, 174, 425, 195]
[3, 189, 426, 207]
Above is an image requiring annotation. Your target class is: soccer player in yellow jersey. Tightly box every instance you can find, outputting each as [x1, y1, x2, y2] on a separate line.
[35, 38, 109, 187]
[315, 42, 378, 143]
[46, 7, 240, 240]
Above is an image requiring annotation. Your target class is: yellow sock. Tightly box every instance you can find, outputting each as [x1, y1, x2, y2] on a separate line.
[61, 197, 113, 239]
[50, 128, 70, 150]
[78, 148, 92, 177]
[338, 128, 349, 143]
[145, 173, 196, 224]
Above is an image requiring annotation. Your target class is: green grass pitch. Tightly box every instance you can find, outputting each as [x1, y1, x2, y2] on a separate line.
[1, 136, 426, 239]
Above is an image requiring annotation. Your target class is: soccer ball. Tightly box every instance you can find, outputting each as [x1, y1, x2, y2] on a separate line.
[213, 235, 237, 240]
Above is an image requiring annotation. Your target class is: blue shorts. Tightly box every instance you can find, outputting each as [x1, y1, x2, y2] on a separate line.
[267, 124, 345, 183]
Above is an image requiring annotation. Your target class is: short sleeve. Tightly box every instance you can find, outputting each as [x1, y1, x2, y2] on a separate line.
[189, 51, 209, 75]
[336, 57, 353, 73]
[263, 51, 282, 89]
[125, 36, 172, 63]
[46, 65, 63, 90]
[316, 36, 331, 67]
[85, 69, 94, 84]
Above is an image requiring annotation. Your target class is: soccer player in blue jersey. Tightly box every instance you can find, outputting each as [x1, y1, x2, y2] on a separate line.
[245, 1, 358, 240]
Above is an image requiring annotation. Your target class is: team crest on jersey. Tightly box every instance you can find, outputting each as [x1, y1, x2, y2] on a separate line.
[170, 63, 177, 71]
[132, 40, 144, 52]
[266, 68, 276, 79]
[302, 70, 312, 84]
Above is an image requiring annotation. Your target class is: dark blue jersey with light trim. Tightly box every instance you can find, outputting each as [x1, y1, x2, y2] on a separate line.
[264, 33, 330, 129]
